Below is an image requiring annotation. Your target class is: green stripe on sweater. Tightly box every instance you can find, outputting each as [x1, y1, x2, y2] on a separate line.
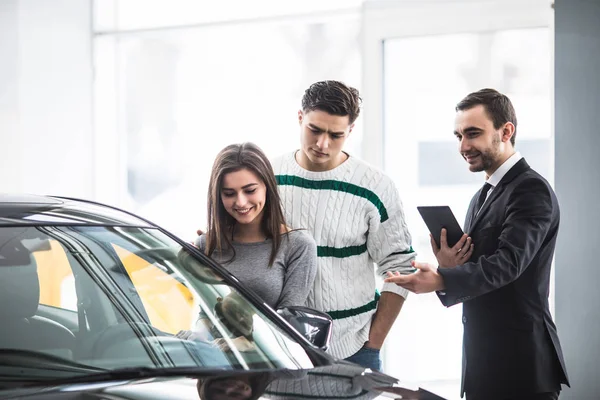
[392, 246, 415, 254]
[326, 291, 381, 320]
[276, 175, 389, 222]
[317, 243, 367, 258]
[317, 244, 415, 258]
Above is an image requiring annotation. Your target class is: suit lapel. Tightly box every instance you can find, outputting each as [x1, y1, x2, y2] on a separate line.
[467, 158, 531, 233]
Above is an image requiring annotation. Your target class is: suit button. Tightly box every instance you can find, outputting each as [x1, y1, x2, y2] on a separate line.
[462, 316, 467, 324]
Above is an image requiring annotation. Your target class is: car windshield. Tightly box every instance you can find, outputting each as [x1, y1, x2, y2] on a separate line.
[0, 225, 314, 384]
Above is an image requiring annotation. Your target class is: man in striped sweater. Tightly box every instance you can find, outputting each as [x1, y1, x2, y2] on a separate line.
[271, 80, 416, 371]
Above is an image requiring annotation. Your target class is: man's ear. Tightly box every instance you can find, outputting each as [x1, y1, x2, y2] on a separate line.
[298, 110, 303, 125]
[501, 122, 515, 143]
[348, 123, 355, 136]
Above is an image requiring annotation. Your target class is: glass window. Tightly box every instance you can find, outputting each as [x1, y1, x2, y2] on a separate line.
[75, 226, 315, 371]
[112, 243, 195, 334]
[0, 225, 314, 381]
[94, 0, 364, 32]
[94, 17, 362, 238]
[35, 239, 77, 312]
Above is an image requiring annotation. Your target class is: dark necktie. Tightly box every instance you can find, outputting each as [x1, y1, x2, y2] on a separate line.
[475, 182, 493, 213]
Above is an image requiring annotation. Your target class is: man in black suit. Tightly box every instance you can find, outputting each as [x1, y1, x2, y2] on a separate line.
[385, 89, 569, 400]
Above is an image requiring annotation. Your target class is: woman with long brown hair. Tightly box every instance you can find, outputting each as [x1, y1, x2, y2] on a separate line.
[196, 142, 317, 309]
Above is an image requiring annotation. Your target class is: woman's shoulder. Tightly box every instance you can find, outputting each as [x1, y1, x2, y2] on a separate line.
[283, 229, 316, 248]
[280, 230, 317, 267]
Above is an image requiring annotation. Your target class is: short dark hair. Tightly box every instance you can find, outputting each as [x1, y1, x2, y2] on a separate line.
[456, 88, 518, 145]
[301, 80, 362, 124]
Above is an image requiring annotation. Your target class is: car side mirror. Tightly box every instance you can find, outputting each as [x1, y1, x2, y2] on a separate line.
[277, 306, 332, 350]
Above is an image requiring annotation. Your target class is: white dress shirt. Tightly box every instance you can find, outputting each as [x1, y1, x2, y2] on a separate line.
[479, 151, 523, 210]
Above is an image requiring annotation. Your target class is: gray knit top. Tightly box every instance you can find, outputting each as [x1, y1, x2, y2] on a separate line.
[196, 230, 317, 309]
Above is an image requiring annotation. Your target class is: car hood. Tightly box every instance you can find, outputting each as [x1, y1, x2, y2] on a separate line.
[0, 361, 446, 400]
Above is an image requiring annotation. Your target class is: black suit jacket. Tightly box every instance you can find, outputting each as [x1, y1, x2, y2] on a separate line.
[437, 158, 569, 397]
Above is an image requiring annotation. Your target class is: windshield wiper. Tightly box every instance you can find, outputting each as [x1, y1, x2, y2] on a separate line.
[21, 366, 231, 387]
[0, 349, 103, 373]
[0, 350, 231, 389]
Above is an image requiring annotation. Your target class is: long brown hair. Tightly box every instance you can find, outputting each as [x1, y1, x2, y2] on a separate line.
[206, 142, 287, 266]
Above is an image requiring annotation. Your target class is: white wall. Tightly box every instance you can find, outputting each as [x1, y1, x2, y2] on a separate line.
[555, 0, 600, 398]
[0, 0, 94, 198]
[0, 0, 21, 190]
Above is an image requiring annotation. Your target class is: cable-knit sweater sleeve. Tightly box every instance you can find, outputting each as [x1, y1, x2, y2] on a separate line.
[367, 175, 416, 298]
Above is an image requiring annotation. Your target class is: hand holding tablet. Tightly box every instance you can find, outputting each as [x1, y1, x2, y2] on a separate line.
[417, 206, 474, 267]
[417, 206, 464, 248]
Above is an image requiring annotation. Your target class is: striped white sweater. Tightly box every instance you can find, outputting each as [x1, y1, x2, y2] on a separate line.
[272, 151, 416, 359]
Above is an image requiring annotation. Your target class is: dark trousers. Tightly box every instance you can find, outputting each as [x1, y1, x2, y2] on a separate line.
[466, 391, 559, 400]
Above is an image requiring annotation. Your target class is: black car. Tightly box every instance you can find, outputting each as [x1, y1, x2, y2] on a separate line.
[0, 194, 445, 400]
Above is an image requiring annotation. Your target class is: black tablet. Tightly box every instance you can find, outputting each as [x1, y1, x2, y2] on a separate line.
[417, 206, 464, 248]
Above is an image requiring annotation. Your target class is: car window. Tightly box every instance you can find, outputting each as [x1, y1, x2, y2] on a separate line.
[112, 243, 195, 334]
[34, 239, 77, 312]
[0, 225, 314, 385]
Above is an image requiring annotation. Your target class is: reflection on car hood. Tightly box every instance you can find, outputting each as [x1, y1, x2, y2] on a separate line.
[0, 361, 446, 400]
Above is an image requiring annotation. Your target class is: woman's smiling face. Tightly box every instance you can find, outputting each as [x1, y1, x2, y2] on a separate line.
[220, 168, 267, 227]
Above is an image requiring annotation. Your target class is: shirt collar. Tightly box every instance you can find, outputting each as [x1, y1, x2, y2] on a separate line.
[486, 151, 522, 187]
